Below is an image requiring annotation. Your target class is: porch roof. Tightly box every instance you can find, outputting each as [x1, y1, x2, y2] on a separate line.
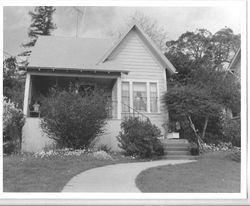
[26, 36, 128, 73]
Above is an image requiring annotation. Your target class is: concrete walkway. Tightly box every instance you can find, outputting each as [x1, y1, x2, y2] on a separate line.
[62, 159, 195, 192]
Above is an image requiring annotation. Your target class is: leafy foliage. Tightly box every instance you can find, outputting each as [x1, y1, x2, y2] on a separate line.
[3, 97, 25, 154]
[164, 85, 222, 120]
[117, 117, 163, 158]
[3, 57, 25, 109]
[40, 87, 109, 149]
[189, 142, 199, 156]
[211, 28, 241, 68]
[164, 84, 224, 149]
[165, 28, 240, 83]
[222, 117, 241, 147]
[164, 27, 240, 147]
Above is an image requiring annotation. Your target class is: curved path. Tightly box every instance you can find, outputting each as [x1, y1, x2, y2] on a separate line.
[62, 159, 195, 192]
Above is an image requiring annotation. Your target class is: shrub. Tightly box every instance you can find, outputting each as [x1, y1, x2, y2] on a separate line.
[40, 87, 109, 149]
[3, 97, 25, 154]
[222, 117, 241, 147]
[96, 144, 111, 153]
[91, 150, 113, 160]
[230, 148, 241, 162]
[189, 142, 199, 155]
[117, 117, 164, 158]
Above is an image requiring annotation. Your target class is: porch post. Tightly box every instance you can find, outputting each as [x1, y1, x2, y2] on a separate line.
[23, 73, 31, 116]
[117, 77, 122, 119]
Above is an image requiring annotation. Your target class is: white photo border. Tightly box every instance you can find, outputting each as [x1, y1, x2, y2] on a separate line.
[0, 0, 248, 205]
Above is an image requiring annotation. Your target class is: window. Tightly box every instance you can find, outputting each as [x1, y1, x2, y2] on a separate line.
[78, 84, 95, 96]
[122, 82, 130, 112]
[121, 81, 159, 113]
[150, 83, 158, 112]
[133, 82, 147, 112]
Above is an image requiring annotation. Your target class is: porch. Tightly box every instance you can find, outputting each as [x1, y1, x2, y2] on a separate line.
[23, 72, 150, 122]
[23, 73, 122, 120]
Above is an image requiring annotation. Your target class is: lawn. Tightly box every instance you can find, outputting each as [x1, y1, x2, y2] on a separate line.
[3, 152, 135, 192]
[136, 151, 240, 193]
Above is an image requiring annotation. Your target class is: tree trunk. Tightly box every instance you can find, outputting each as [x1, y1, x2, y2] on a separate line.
[201, 116, 209, 140]
[187, 115, 203, 151]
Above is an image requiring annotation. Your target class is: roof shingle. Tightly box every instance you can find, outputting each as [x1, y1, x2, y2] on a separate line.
[28, 36, 116, 70]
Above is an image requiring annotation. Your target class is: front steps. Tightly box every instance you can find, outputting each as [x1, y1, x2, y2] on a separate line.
[161, 139, 198, 160]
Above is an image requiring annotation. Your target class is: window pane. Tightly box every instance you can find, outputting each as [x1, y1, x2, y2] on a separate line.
[122, 82, 130, 112]
[150, 83, 158, 112]
[133, 82, 147, 112]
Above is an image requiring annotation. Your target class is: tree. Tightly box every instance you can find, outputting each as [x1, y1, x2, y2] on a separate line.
[164, 27, 240, 145]
[21, 6, 56, 56]
[163, 84, 222, 150]
[128, 11, 168, 50]
[3, 97, 25, 154]
[164, 64, 240, 145]
[165, 28, 240, 83]
[3, 57, 25, 108]
[211, 28, 241, 70]
[107, 10, 168, 51]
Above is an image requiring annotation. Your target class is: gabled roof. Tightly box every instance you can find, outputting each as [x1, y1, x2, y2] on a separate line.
[26, 24, 176, 75]
[228, 48, 241, 71]
[99, 24, 177, 75]
[27, 36, 127, 72]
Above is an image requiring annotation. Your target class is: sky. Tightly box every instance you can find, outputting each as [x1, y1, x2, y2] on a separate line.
[3, 6, 242, 58]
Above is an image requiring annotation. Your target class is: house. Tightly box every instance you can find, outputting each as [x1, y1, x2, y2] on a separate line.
[21, 24, 177, 152]
[228, 48, 241, 81]
[224, 48, 241, 119]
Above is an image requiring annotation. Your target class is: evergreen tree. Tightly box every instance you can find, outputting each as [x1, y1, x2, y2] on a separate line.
[22, 6, 56, 56]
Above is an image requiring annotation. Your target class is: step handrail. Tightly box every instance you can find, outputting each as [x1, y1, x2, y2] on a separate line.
[121, 102, 150, 121]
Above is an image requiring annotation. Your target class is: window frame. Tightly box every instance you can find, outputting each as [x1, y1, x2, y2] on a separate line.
[121, 79, 160, 114]
[121, 81, 130, 112]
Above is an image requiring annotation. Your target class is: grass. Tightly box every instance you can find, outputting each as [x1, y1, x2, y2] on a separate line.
[136, 151, 240, 193]
[3, 152, 136, 192]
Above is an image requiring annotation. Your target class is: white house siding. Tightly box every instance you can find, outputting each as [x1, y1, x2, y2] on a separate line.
[93, 119, 122, 151]
[22, 118, 55, 153]
[109, 30, 168, 134]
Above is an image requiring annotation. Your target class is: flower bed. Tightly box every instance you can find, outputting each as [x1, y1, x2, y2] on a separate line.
[201, 141, 241, 162]
[202, 141, 239, 152]
[33, 148, 113, 160]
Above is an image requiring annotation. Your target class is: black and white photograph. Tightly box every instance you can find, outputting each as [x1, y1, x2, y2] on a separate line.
[1, 0, 248, 205]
